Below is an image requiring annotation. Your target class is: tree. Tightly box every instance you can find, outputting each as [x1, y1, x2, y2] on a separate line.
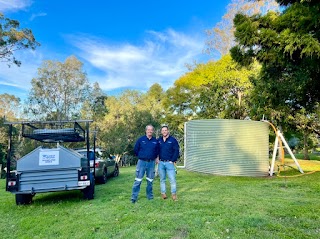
[165, 55, 259, 121]
[80, 82, 108, 121]
[0, 13, 40, 67]
[231, 0, 320, 159]
[96, 89, 161, 164]
[231, 0, 320, 111]
[0, 93, 20, 120]
[0, 117, 7, 177]
[140, 83, 165, 119]
[205, 0, 278, 57]
[288, 108, 320, 160]
[26, 56, 90, 120]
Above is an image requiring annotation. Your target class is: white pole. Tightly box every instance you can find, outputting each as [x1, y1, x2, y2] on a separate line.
[278, 131, 304, 174]
[270, 135, 279, 176]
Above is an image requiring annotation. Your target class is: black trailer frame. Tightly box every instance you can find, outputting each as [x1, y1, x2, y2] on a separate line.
[4, 119, 96, 204]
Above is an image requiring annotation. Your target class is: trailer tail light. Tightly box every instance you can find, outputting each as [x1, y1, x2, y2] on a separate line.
[95, 162, 99, 168]
[80, 175, 88, 180]
[8, 181, 16, 186]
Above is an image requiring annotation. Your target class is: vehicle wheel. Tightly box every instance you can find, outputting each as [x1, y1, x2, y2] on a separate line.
[83, 173, 95, 200]
[101, 168, 107, 184]
[113, 164, 119, 177]
[15, 194, 33, 205]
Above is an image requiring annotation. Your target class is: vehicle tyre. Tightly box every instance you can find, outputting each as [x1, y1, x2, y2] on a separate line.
[83, 173, 95, 200]
[113, 164, 119, 177]
[101, 168, 107, 184]
[15, 194, 33, 205]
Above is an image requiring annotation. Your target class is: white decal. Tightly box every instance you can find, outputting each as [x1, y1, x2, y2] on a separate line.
[39, 151, 59, 166]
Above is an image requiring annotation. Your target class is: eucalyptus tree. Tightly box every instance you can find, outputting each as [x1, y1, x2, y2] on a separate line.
[26, 56, 90, 120]
[0, 13, 40, 67]
[0, 93, 21, 120]
[205, 0, 278, 57]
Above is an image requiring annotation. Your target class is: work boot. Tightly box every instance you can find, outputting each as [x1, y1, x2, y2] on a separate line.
[161, 193, 167, 199]
[172, 194, 177, 201]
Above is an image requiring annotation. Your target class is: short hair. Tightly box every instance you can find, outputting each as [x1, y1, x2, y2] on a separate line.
[161, 125, 169, 130]
[145, 125, 154, 131]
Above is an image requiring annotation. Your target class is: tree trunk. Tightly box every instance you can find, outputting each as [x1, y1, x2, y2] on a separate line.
[303, 132, 310, 160]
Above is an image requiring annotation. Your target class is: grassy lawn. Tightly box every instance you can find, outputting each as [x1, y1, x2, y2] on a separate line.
[1, 165, 320, 239]
[285, 153, 320, 161]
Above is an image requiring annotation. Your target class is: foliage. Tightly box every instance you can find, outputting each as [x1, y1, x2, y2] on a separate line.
[205, 0, 279, 56]
[96, 88, 162, 163]
[0, 167, 320, 238]
[26, 56, 91, 120]
[231, 0, 320, 111]
[0, 93, 21, 120]
[0, 94, 21, 176]
[0, 12, 40, 67]
[164, 55, 260, 123]
[0, 117, 7, 175]
[231, 0, 320, 158]
[80, 82, 108, 122]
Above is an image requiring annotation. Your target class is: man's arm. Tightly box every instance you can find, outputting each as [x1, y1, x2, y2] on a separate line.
[133, 138, 140, 156]
[155, 140, 160, 163]
[171, 138, 180, 162]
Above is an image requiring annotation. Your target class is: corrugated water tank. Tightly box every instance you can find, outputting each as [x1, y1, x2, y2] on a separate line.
[185, 119, 269, 176]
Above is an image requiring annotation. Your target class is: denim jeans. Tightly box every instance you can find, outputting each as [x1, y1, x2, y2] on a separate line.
[131, 159, 155, 201]
[159, 161, 176, 194]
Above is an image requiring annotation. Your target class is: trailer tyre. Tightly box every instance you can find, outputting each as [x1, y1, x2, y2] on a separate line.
[83, 174, 95, 200]
[16, 194, 33, 205]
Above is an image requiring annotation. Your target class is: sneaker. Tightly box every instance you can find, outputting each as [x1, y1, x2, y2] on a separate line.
[131, 199, 136, 204]
[161, 193, 167, 199]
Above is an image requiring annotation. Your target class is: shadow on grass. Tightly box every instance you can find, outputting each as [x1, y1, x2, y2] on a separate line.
[32, 190, 84, 205]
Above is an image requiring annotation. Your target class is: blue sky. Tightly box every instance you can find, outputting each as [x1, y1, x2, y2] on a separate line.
[0, 0, 231, 100]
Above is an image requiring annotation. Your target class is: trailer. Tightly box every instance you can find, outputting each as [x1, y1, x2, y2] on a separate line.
[5, 120, 95, 205]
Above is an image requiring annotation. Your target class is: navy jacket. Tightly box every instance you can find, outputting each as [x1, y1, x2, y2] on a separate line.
[134, 135, 159, 160]
[158, 135, 180, 162]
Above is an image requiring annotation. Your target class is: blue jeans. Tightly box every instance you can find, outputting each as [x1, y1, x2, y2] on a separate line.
[131, 159, 155, 201]
[159, 161, 176, 194]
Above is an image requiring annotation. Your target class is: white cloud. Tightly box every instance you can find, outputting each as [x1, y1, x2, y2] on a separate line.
[0, 28, 209, 99]
[68, 28, 208, 91]
[0, 0, 33, 12]
[30, 12, 47, 21]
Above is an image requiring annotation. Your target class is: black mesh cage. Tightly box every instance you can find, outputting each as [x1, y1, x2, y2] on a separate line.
[22, 121, 86, 142]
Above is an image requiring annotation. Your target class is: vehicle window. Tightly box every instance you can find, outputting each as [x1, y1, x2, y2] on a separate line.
[77, 151, 95, 160]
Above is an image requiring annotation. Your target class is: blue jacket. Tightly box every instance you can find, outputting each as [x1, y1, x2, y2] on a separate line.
[134, 135, 159, 160]
[158, 135, 180, 162]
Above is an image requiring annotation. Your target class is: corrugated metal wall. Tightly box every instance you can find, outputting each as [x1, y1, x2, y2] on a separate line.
[185, 119, 269, 176]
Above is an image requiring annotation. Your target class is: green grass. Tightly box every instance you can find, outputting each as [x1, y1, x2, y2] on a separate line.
[285, 153, 320, 161]
[1, 166, 320, 239]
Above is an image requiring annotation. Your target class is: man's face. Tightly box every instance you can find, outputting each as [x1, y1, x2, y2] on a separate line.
[146, 126, 154, 137]
[161, 127, 169, 137]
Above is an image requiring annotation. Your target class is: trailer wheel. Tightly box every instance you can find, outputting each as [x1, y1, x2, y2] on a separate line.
[83, 174, 95, 200]
[16, 194, 33, 205]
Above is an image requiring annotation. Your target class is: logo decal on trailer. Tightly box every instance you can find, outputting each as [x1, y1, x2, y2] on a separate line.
[39, 151, 60, 165]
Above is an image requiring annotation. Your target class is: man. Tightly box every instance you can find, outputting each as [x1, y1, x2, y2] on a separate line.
[158, 125, 180, 201]
[131, 125, 159, 203]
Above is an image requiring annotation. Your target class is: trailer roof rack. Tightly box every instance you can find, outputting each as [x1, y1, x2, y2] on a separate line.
[5, 120, 93, 143]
